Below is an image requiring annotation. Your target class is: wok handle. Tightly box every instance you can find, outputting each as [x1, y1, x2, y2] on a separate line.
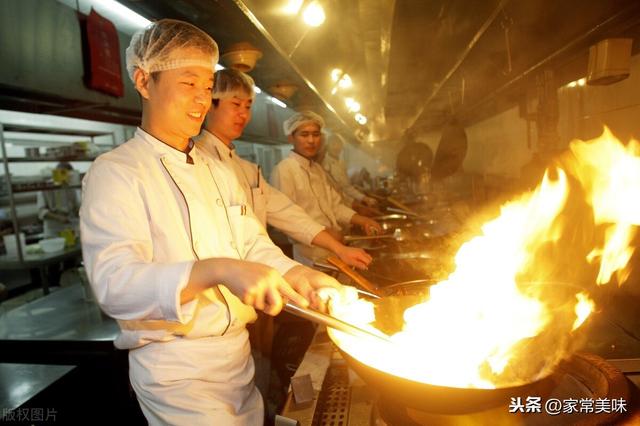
[386, 196, 418, 216]
[327, 255, 382, 297]
[284, 303, 390, 342]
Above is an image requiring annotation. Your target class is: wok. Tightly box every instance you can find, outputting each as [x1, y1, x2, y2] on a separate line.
[328, 281, 588, 414]
[338, 348, 556, 414]
[325, 255, 433, 298]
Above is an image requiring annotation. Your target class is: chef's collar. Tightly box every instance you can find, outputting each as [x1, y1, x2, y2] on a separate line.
[197, 129, 236, 162]
[289, 150, 316, 169]
[136, 127, 195, 164]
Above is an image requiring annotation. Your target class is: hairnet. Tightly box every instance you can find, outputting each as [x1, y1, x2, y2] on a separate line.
[283, 111, 325, 136]
[213, 68, 255, 100]
[125, 19, 218, 83]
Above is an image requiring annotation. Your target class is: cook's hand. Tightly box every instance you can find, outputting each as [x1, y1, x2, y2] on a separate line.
[284, 265, 342, 312]
[335, 245, 372, 270]
[352, 215, 383, 236]
[223, 259, 309, 316]
[362, 196, 378, 207]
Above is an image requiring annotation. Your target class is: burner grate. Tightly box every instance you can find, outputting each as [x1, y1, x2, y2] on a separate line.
[311, 365, 351, 426]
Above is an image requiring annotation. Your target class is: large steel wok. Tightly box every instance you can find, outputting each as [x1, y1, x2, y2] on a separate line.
[338, 348, 556, 414]
[325, 281, 587, 414]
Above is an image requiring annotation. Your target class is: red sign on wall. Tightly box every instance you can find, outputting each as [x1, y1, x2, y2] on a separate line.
[85, 9, 124, 97]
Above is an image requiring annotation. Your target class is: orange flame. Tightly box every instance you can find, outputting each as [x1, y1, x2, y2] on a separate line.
[328, 127, 637, 389]
[565, 128, 639, 285]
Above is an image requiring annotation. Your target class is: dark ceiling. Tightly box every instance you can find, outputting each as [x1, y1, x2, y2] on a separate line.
[93, 0, 640, 142]
[119, 0, 640, 143]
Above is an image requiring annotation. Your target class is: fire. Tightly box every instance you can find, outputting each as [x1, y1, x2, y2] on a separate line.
[328, 127, 638, 389]
[565, 128, 640, 285]
[573, 292, 595, 331]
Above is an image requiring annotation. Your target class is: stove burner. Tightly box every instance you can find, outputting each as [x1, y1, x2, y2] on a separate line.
[307, 353, 637, 426]
[311, 365, 351, 426]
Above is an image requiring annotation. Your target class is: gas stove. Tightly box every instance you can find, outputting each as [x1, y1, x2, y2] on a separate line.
[278, 329, 640, 426]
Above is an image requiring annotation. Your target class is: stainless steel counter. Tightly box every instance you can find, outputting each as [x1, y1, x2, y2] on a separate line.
[0, 285, 119, 364]
[0, 363, 75, 411]
[0, 245, 82, 294]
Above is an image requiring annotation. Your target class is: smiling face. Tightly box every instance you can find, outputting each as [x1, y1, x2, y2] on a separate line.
[205, 96, 253, 145]
[289, 123, 323, 159]
[135, 48, 214, 149]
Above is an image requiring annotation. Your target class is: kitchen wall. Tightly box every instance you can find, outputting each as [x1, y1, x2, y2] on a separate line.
[0, 0, 140, 111]
[559, 53, 640, 144]
[413, 52, 640, 180]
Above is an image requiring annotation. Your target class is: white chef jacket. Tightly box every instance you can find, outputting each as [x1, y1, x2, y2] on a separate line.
[322, 154, 366, 206]
[80, 128, 299, 425]
[271, 151, 356, 264]
[37, 187, 80, 237]
[195, 130, 325, 246]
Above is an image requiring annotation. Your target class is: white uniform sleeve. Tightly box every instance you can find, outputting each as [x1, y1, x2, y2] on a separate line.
[264, 180, 325, 246]
[80, 159, 196, 324]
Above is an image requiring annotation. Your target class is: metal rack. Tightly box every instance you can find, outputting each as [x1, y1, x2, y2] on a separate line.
[0, 121, 117, 262]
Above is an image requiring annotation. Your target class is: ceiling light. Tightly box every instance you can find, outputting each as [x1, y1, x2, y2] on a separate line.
[302, 2, 325, 27]
[567, 81, 577, 88]
[94, 0, 150, 30]
[331, 68, 343, 82]
[355, 113, 367, 125]
[283, 0, 304, 15]
[269, 96, 287, 108]
[577, 78, 586, 87]
[345, 98, 360, 112]
[338, 74, 352, 89]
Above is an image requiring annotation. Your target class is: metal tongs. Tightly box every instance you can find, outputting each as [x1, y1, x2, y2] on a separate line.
[284, 303, 391, 343]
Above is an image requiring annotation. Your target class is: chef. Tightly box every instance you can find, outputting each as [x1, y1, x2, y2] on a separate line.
[271, 111, 383, 265]
[321, 134, 382, 217]
[37, 161, 80, 238]
[80, 19, 339, 426]
[196, 68, 372, 270]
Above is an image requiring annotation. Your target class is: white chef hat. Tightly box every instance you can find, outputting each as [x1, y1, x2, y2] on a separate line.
[125, 19, 218, 83]
[213, 68, 255, 100]
[283, 111, 325, 136]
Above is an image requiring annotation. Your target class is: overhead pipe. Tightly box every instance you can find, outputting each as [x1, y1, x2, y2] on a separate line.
[461, 1, 640, 120]
[230, 0, 354, 133]
[406, 0, 511, 133]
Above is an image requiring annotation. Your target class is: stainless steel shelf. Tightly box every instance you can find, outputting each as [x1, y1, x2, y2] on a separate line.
[6, 156, 97, 162]
[10, 184, 81, 194]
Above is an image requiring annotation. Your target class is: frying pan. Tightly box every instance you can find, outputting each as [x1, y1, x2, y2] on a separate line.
[338, 348, 556, 414]
[325, 255, 433, 298]
[328, 281, 588, 414]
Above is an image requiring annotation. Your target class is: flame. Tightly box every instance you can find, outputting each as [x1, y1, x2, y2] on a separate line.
[565, 128, 640, 285]
[328, 127, 638, 390]
[587, 223, 635, 284]
[330, 171, 572, 388]
[572, 292, 595, 331]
